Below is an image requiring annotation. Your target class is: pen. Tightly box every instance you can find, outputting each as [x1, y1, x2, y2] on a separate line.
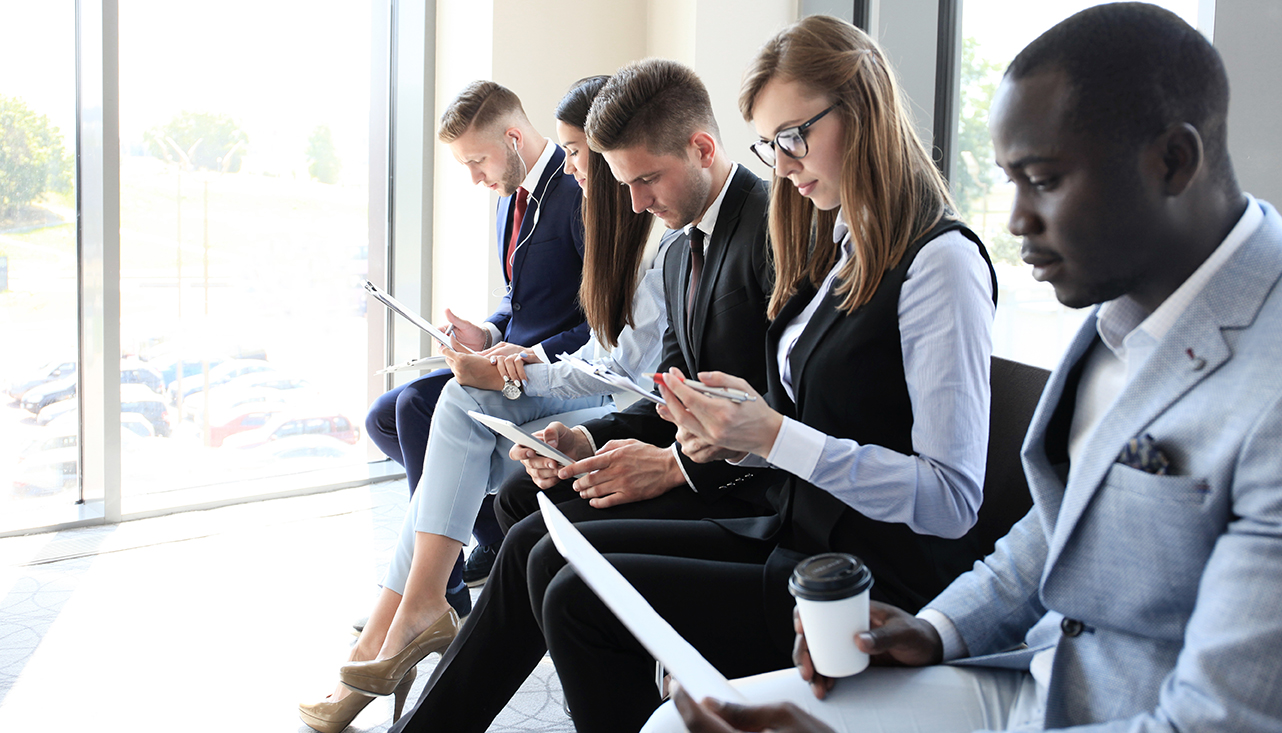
[645, 373, 757, 403]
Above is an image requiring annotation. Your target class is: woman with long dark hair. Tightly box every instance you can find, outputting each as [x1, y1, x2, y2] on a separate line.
[298, 75, 671, 733]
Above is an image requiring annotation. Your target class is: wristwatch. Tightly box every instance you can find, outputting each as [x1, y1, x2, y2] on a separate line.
[502, 377, 523, 400]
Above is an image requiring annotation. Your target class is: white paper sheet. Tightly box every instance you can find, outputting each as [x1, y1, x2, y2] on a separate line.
[537, 492, 746, 705]
[556, 353, 664, 406]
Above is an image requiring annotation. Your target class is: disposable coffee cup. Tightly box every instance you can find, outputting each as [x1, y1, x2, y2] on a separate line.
[788, 553, 874, 677]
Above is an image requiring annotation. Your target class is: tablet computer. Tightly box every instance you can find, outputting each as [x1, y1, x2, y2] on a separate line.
[467, 411, 577, 467]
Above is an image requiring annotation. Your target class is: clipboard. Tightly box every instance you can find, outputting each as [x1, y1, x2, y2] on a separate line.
[365, 280, 475, 354]
[556, 353, 665, 406]
[537, 492, 746, 705]
[376, 355, 449, 375]
[467, 411, 578, 468]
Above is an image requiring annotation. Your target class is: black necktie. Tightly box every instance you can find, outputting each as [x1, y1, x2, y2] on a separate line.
[686, 228, 705, 332]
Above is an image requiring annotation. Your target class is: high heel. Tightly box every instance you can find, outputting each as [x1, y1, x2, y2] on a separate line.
[392, 665, 416, 721]
[299, 667, 416, 733]
[339, 607, 459, 696]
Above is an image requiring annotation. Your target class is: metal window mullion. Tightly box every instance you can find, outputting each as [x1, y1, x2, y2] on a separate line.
[76, 0, 121, 522]
[933, 0, 961, 183]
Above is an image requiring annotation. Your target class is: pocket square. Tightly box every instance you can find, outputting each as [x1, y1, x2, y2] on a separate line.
[1117, 433, 1171, 475]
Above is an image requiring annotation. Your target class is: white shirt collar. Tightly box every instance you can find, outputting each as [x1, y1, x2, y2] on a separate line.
[685, 163, 739, 242]
[1096, 193, 1263, 358]
[518, 137, 556, 195]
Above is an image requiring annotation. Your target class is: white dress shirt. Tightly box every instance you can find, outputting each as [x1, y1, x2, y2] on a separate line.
[571, 164, 742, 475]
[483, 137, 559, 362]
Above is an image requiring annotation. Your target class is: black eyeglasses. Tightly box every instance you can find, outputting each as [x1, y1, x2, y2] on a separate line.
[749, 103, 839, 168]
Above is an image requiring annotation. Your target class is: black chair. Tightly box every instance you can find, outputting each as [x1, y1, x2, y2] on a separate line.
[961, 356, 1051, 560]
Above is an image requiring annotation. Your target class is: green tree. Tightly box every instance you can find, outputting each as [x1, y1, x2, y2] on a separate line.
[145, 111, 248, 172]
[306, 125, 341, 184]
[0, 95, 73, 216]
[952, 37, 1020, 265]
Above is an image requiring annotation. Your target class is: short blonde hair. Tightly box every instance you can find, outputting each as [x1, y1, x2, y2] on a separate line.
[438, 80, 526, 143]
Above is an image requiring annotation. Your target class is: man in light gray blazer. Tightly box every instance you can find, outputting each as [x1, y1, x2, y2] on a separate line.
[665, 4, 1282, 733]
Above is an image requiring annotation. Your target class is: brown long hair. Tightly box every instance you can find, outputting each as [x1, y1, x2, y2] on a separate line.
[740, 15, 955, 318]
[558, 76, 655, 347]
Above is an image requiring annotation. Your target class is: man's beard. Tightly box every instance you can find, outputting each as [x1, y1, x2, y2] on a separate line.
[499, 145, 525, 196]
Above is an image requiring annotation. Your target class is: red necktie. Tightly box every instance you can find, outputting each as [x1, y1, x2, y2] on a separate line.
[506, 187, 528, 280]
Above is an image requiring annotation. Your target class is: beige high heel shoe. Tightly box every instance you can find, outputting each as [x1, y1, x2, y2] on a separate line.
[338, 607, 459, 696]
[299, 666, 417, 732]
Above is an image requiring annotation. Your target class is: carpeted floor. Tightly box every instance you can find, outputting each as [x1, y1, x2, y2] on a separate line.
[0, 480, 574, 732]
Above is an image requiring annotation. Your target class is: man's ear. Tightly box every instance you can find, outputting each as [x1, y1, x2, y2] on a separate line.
[689, 131, 717, 169]
[505, 126, 523, 152]
[1156, 122, 1203, 196]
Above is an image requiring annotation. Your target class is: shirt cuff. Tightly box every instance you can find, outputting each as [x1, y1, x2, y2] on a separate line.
[530, 343, 551, 366]
[917, 608, 968, 662]
[670, 443, 697, 492]
[764, 417, 826, 480]
[520, 363, 551, 397]
[482, 323, 502, 349]
[572, 425, 597, 455]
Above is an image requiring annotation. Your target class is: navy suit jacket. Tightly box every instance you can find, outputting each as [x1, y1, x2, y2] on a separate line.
[487, 144, 590, 361]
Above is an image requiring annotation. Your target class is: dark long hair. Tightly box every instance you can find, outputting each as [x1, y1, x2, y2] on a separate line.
[558, 75, 655, 347]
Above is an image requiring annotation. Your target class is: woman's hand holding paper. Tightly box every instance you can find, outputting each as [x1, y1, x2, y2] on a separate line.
[656, 367, 782, 462]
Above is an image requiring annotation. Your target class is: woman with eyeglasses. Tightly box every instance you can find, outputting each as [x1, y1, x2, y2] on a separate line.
[520, 16, 998, 732]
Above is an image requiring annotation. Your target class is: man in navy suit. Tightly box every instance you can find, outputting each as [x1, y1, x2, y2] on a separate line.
[365, 80, 590, 611]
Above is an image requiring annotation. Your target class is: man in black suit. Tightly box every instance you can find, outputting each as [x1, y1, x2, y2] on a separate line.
[390, 59, 777, 733]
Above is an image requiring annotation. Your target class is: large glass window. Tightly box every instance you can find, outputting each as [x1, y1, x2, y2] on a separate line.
[116, 0, 379, 510]
[0, 2, 80, 531]
[952, 0, 1202, 369]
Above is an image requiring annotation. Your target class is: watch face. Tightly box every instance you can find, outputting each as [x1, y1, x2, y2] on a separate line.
[502, 380, 522, 400]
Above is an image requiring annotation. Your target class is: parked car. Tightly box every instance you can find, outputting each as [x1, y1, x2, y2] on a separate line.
[120, 360, 165, 393]
[202, 404, 289, 447]
[11, 415, 150, 497]
[6, 359, 76, 401]
[182, 371, 304, 423]
[120, 385, 174, 437]
[35, 384, 174, 436]
[222, 412, 360, 449]
[145, 352, 229, 388]
[21, 374, 77, 413]
[240, 434, 361, 470]
[167, 358, 275, 404]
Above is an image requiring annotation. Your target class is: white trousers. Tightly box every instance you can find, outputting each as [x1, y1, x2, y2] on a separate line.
[642, 666, 1043, 733]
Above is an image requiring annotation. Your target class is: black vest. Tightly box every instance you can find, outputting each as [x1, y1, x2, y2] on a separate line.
[762, 219, 997, 618]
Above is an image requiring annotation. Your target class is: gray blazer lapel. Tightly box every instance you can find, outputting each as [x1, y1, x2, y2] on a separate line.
[1043, 202, 1282, 573]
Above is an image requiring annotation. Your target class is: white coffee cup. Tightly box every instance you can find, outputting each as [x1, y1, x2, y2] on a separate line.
[788, 553, 874, 677]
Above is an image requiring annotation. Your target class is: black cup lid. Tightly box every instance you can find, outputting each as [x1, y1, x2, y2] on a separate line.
[788, 553, 873, 601]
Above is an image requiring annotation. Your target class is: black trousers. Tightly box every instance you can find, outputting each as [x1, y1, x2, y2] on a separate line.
[390, 472, 777, 733]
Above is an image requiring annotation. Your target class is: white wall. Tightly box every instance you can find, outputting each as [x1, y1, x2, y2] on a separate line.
[429, 0, 796, 322]
[691, 0, 798, 181]
[1215, 0, 1282, 206]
